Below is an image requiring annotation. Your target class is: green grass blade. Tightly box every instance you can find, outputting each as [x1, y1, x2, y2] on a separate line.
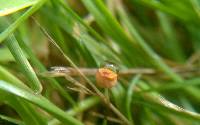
[138, 78, 200, 93]
[138, 81, 200, 121]
[0, 65, 25, 87]
[157, 11, 185, 62]
[0, 113, 23, 125]
[48, 96, 100, 125]
[0, 66, 48, 125]
[0, 0, 47, 43]
[17, 30, 76, 106]
[125, 74, 141, 123]
[0, 0, 37, 16]
[7, 97, 47, 125]
[5, 34, 42, 93]
[0, 47, 14, 62]
[116, 2, 183, 82]
[0, 80, 83, 125]
[81, 0, 141, 66]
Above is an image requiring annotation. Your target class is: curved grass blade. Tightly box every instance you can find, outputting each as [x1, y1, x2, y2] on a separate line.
[138, 78, 200, 93]
[116, 1, 182, 82]
[0, 65, 26, 88]
[137, 98, 200, 121]
[5, 34, 42, 93]
[157, 11, 185, 62]
[0, 0, 47, 43]
[0, 80, 83, 125]
[0, 0, 37, 16]
[81, 0, 141, 66]
[0, 114, 23, 125]
[125, 74, 141, 123]
[17, 29, 76, 106]
[7, 97, 47, 125]
[137, 81, 200, 121]
[0, 66, 47, 125]
[48, 96, 100, 125]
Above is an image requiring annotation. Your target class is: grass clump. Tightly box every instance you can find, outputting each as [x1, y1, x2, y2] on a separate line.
[0, 0, 200, 125]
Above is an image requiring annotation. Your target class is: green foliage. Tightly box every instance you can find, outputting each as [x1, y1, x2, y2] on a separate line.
[0, 0, 200, 125]
[0, 0, 37, 16]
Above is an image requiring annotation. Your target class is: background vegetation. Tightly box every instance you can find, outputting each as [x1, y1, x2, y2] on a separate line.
[0, 0, 200, 125]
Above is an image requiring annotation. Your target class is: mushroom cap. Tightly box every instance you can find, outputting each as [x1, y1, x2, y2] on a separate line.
[96, 68, 118, 88]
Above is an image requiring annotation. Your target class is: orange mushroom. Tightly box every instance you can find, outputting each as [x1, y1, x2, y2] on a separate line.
[96, 68, 118, 88]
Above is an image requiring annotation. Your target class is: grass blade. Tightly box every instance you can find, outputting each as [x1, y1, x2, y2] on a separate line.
[0, 0, 47, 43]
[0, 80, 83, 125]
[5, 34, 42, 93]
[125, 74, 141, 123]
